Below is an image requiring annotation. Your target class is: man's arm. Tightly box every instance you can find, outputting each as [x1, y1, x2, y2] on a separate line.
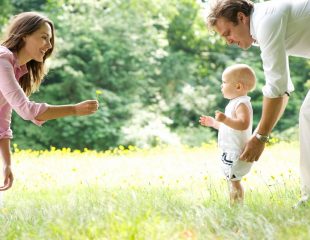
[256, 95, 289, 135]
[240, 94, 289, 162]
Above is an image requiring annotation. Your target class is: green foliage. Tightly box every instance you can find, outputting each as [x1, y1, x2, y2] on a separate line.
[1, 0, 309, 149]
[10, 0, 66, 12]
[0, 0, 13, 32]
[176, 126, 216, 146]
[121, 103, 181, 148]
[12, 0, 45, 10]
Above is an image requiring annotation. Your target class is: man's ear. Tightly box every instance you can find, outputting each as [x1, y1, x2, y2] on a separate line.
[238, 12, 247, 24]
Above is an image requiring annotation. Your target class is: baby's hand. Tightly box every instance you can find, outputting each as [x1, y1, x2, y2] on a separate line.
[215, 110, 226, 122]
[199, 115, 216, 127]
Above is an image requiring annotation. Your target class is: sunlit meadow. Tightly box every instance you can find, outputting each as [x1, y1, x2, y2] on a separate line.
[0, 141, 310, 240]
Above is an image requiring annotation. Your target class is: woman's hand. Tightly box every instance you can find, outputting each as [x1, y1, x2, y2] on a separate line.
[74, 100, 99, 116]
[0, 139, 13, 191]
[0, 165, 13, 191]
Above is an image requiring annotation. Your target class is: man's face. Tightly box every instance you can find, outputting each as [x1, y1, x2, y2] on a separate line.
[214, 14, 254, 50]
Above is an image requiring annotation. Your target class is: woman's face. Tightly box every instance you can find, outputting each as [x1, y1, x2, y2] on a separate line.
[22, 22, 53, 62]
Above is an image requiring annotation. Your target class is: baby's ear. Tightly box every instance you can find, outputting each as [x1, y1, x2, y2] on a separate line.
[236, 82, 247, 91]
[236, 82, 242, 90]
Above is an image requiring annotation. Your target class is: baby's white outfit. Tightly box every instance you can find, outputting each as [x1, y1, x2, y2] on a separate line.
[218, 96, 253, 181]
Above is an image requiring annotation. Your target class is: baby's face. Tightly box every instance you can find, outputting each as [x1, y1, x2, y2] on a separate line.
[221, 74, 239, 99]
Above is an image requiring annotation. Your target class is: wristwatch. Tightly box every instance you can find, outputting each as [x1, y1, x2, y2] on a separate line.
[255, 133, 270, 143]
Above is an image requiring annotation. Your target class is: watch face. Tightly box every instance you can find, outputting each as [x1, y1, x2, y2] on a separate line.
[256, 134, 269, 143]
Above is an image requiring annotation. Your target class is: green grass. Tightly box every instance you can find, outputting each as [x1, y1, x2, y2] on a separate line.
[0, 142, 309, 240]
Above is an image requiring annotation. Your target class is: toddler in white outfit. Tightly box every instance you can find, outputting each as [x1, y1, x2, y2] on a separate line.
[200, 64, 256, 204]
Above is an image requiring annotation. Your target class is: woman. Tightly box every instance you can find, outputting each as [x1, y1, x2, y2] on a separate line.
[0, 12, 99, 191]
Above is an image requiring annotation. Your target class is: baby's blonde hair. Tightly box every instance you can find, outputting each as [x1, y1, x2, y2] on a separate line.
[223, 64, 256, 92]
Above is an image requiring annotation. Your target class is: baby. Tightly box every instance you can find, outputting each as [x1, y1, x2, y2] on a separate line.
[200, 64, 256, 204]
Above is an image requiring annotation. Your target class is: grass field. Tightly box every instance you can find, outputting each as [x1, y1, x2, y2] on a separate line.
[0, 142, 309, 240]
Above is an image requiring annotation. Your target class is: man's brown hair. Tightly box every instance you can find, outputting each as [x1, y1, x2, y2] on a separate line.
[206, 0, 254, 27]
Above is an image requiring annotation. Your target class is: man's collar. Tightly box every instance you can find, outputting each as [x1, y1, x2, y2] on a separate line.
[249, 7, 258, 45]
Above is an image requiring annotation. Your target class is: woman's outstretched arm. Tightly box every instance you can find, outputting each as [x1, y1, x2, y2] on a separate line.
[35, 100, 99, 121]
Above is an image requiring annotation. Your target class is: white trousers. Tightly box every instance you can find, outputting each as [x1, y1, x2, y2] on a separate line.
[299, 90, 310, 196]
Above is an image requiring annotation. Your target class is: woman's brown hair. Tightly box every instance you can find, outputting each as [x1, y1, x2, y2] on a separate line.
[2, 12, 55, 96]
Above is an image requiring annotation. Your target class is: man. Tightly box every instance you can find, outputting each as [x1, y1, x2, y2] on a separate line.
[205, 0, 310, 206]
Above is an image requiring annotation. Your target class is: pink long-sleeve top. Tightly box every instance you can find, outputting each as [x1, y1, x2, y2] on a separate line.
[0, 46, 48, 139]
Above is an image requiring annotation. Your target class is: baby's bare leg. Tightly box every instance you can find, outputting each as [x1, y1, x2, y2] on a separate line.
[229, 180, 244, 205]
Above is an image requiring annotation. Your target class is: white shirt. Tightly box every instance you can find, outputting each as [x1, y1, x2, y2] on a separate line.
[250, 0, 310, 98]
[218, 96, 253, 154]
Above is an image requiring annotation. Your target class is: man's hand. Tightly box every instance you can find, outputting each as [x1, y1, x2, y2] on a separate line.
[0, 165, 13, 191]
[239, 136, 265, 162]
